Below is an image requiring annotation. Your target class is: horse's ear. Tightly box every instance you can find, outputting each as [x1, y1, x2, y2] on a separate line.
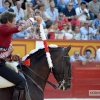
[64, 45, 72, 55]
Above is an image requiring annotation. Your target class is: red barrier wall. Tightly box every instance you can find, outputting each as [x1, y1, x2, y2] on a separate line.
[44, 62, 100, 98]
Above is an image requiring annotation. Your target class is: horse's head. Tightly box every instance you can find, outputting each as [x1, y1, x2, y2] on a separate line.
[23, 45, 71, 91]
[51, 45, 71, 90]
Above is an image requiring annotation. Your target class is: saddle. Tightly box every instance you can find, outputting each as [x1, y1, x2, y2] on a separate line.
[0, 54, 20, 88]
[0, 62, 18, 88]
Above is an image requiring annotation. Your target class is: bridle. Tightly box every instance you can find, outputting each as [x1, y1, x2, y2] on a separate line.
[52, 48, 71, 90]
[20, 47, 71, 92]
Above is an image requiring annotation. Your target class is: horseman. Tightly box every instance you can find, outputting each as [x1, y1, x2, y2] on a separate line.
[0, 11, 42, 96]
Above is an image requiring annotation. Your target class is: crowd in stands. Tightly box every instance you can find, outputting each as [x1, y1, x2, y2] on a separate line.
[70, 48, 100, 65]
[0, 0, 100, 40]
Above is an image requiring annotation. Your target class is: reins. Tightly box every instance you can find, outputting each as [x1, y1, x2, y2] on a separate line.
[24, 66, 58, 89]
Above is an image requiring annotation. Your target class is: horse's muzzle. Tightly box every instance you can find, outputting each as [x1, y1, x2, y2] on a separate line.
[58, 79, 71, 90]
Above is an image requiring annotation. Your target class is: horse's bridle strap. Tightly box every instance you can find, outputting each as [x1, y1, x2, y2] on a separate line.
[25, 66, 58, 89]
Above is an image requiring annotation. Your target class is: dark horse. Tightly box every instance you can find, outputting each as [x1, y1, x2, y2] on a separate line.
[0, 45, 71, 100]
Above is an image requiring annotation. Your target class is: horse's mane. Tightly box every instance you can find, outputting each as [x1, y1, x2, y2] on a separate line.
[26, 47, 62, 60]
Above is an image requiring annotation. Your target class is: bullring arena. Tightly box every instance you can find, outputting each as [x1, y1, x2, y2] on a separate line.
[13, 39, 100, 99]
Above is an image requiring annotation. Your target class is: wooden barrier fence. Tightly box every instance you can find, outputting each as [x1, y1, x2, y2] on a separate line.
[44, 62, 100, 98]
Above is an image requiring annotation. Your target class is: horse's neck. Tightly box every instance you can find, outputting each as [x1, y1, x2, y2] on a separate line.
[29, 59, 50, 91]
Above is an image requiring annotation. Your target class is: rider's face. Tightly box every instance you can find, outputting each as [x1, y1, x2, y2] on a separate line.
[8, 17, 16, 27]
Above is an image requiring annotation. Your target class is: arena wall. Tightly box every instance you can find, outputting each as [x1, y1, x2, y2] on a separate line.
[12, 39, 100, 58]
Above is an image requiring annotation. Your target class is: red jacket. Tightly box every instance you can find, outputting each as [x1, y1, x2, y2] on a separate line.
[0, 24, 19, 59]
[47, 32, 55, 39]
[57, 18, 69, 30]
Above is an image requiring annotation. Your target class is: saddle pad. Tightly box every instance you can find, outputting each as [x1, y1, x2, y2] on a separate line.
[0, 62, 18, 88]
[0, 76, 15, 88]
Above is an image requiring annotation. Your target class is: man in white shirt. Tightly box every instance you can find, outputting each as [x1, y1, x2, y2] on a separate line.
[80, 21, 94, 40]
[46, 2, 58, 22]
[75, 2, 90, 22]
[70, 50, 84, 62]
[12, 1, 24, 22]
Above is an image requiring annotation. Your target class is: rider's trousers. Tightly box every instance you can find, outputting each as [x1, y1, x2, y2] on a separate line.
[0, 62, 26, 90]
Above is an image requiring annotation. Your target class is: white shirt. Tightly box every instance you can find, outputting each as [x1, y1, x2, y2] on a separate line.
[70, 55, 84, 62]
[80, 26, 94, 40]
[73, 33, 81, 40]
[61, 29, 73, 40]
[75, 7, 90, 21]
[46, 7, 58, 22]
[95, 48, 100, 62]
[12, 6, 24, 22]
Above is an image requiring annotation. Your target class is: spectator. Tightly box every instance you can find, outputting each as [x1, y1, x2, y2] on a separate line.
[57, 0, 71, 12]
[36, 3, 49, 22]
[73, 26, 81, 40]
[8, 0, 15, 7]
[62, 2, 80, 27]
[57, 12, 69, 30]
[32, 0, 44, 10]
[88, 0, 100, 20]
[0, 0, 10, 13]
[56, 31, 66, 39]
[61, 23, 73, 40]
[46, 2, 59, 22]
[73, 0, 81, 9]
[35, 11, 46, 27]
[11, 0, 16, 6]
[75, 2, 90, 22]
[31, 0, 36, 8]
[24, 2, 34, 20]
[93, 25, 100, 40]
[92, 13, 100, 30]
[44, 20, 54, 38]
[95, 48, 100, 62]
[70, 50, 84, 62]
[54, 0, 57, 7]
[35, 3, 44, 16]
[42, 0, 54, 10]
[28, 23, 40, 39]
[80, 21, 94, 40]
[20, 0, 27, 10]
[83, 49, 95, 62]
[72, 0, 88, 9]
[52, 21, 59, 34]
[12, 1, 24, 22]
